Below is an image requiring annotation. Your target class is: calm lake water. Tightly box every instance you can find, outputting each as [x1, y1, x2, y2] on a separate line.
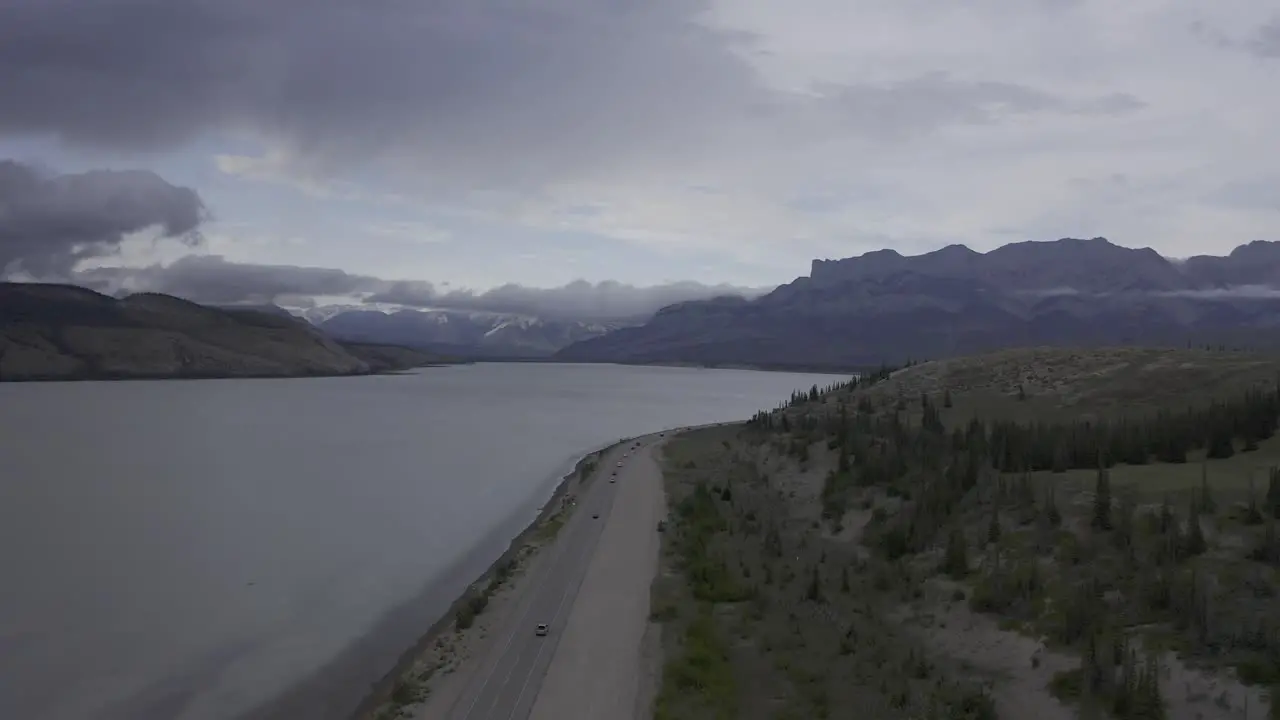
[0, 363, 841, 720]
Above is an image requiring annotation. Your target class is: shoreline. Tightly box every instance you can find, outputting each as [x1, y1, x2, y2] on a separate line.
[0, 363, 472, 384]
[461, 357, 861, 375]
[350, 437, 629, 720]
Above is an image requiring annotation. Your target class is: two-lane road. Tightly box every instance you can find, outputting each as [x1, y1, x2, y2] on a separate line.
[440, 437, 655, 720]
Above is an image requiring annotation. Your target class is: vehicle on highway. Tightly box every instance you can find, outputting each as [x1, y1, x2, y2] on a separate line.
[616, 462, 622, 467]
[592, 513, 599, 519]
[609, 477, 616, 483]
[535, 623, 549, 636]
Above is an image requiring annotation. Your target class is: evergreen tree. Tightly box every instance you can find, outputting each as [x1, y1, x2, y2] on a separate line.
[1184, 501, 1207, 558]
[1093, 467, 1113, 531]
[1207, 426, 1235, 459]
[806, 566, 823, 602]
[1045, 485, 1062, 527]
[943, 525, 969, 579]
[1247, 477, 1265, 525]
[1116, 493, 1136, 556]
[1268, 467, 1280, 518]
[1199, 462, 1216, 515]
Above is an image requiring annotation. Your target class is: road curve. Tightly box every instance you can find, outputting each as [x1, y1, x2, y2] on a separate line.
[440, 433, 665, 720]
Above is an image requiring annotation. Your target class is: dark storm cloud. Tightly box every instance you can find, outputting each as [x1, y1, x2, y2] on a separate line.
[76, 257, 766, 320]
[0, 0, 762, 186]
[0, 159, 206, 275]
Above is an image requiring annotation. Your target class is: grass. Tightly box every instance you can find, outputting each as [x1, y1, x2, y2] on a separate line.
[654, 606, 739, 720]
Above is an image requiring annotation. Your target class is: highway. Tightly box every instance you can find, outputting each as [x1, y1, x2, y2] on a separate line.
[441, 434, 661, 720]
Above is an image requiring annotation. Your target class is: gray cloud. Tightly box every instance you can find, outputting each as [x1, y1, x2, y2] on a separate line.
[0, 1, 1144, 192]
[1252, 17, 1280, 57]
[1156, 286, 1280, 300]
[75, 256, 383, 306]
[1016, 285, 1280, 300]
[0, 159, 206, 276]
[819, 73, 1143, 140]
[0, 0, 762, 187]
[1206, 176, 1280, 212]
[74, 255, 768, 320]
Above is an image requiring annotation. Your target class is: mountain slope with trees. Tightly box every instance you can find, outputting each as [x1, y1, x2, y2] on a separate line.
[649, 347, 1280, 719]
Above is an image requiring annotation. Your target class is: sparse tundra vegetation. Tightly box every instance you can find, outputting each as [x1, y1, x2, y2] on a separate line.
[650, 347, 1280, 719]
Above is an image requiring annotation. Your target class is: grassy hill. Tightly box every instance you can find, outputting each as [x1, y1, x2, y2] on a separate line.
[650, 347, 1280, 719]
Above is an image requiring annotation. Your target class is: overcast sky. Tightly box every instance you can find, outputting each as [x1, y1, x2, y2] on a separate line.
[0, 0, 1277, 314]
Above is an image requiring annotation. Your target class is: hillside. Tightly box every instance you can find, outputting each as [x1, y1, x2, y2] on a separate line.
[555, 238, 1280, 369]
[650, 347, 1280, 719]
[0, 283, 445, 381]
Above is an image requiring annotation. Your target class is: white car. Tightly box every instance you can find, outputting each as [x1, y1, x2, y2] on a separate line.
[616, 462, 622, 467]
[535, 623, 549, 637]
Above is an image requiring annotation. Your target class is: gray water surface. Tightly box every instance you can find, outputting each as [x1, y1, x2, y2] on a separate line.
[0, 363, 841, 720]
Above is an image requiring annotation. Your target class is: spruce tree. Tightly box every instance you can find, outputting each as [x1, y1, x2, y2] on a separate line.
[1046, 485, 1062, 527]
[1093, 467, 1113, 531]
[943, 525, 969, 579]
[1268, 467, 1280, 518]
[806, 566, 823, 602]
[1185, 500, 1207, 557]
[1200, 462, 1216, 514]
[1248, 477, 1265, 525]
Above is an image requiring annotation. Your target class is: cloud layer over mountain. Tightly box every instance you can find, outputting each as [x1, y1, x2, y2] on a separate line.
[74, 255, 766, 321]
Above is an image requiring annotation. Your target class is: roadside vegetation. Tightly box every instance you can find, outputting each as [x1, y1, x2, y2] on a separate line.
[650, 347, 1280, 719]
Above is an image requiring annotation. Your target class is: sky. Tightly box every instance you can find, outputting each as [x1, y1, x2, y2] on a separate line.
[0, 0, 1277, 318]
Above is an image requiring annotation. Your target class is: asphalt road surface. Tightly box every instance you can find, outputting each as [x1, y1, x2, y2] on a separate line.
[442, 435, 657, 720]
[527, 435, 667, 720]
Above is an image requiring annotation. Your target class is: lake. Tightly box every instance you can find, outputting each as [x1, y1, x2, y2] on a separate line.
[0, 363, 842, 720]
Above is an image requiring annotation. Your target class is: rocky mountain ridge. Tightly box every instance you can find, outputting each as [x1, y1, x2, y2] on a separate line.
[555, 238, 1280, 370]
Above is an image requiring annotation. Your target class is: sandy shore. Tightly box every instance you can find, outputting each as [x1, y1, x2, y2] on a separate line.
[352, 439, 623, 720]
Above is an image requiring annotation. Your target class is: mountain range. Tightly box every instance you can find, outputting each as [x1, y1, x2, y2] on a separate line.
[314, 308, 631, 358]
[554, 238, 1280, 370]
[0, 284, 446, 381]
